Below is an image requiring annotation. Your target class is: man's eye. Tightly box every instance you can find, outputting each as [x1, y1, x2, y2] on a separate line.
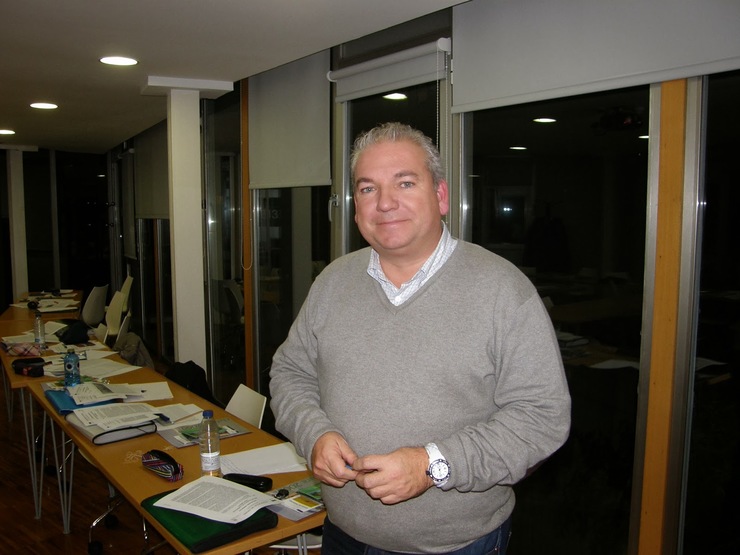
[358, 186, 374, 194]
[400, 181, 414, 188]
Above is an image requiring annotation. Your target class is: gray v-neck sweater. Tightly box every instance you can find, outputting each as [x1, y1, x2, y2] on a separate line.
[270, 241, 571, 553]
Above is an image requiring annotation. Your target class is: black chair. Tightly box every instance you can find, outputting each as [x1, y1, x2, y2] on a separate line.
[165, 360, 225, 408]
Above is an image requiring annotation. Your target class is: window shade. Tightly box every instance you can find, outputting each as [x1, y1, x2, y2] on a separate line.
[452, 0, 740, 113]
[133, 120, 169, 219]
[328, 38, 451, 103]
[248, 50, 331, 189]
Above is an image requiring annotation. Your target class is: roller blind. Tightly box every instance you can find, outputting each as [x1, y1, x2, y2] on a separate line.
[133, 120, 169, 219]
[248, 50, 331, 189]
[452, 0, 740, 113]
[328, 38, 451, 103]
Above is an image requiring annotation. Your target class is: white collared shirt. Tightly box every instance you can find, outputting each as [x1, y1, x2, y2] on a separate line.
[367, 222, 458, 306]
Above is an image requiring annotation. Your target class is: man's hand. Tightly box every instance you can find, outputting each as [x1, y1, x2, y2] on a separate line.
[311, 431, 359, 487]
[352, 446, 433, 505]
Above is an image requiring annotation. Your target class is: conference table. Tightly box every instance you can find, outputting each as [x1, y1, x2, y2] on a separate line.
[1, 306, 324, 555]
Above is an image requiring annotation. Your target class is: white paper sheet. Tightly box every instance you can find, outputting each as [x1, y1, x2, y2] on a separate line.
[122, 382, 174, 402]
[72, 402, 158, 430]
[221, 442, 307, 476]
[153, 476, 276, 524]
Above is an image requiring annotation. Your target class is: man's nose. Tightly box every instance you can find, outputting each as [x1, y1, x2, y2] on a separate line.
[376, 186, 398, 211]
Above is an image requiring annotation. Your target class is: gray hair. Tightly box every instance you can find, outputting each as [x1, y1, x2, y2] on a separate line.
[350, 122, 445, 189]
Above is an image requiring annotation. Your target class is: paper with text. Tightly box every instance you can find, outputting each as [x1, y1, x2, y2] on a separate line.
[153, 476, 275, 523]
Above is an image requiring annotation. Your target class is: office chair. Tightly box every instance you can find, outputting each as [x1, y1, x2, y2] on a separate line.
[119, 275, 134, 313]
[80, 284, 109, 328]
[94, 290, 125, 347]
[112, 311, 131, 351]
[225, 384, 267, 429]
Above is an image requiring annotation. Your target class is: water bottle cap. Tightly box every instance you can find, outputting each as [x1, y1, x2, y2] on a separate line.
[203, 410, 214, 418]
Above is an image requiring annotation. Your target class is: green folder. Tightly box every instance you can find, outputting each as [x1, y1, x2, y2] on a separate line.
[141, 490, 278, 553]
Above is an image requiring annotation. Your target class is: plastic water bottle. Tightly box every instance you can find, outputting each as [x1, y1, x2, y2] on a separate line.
[64, 347, 81, 388]
[33, 311, 46, 350]
[199, 410, 221, 477]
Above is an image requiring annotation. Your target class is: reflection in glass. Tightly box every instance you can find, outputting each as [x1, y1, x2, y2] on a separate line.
[255, 185, 331, 435]
[683, 70, 740, 554]
[467, 87, 649, 554]
[203, 87, 244, 404]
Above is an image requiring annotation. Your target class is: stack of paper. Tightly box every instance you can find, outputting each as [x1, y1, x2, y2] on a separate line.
[221, 442, 307, 475]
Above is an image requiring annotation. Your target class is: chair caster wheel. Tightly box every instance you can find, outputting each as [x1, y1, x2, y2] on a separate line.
[104, 514, 119, 528]
[88, 540, 103, 555]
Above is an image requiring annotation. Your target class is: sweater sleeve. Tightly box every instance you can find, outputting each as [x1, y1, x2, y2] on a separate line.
[268, 278, 341, 466]
[438, 291, 571, 492]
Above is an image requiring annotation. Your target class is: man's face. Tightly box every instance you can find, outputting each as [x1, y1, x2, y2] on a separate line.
[353, 139, 449, 262]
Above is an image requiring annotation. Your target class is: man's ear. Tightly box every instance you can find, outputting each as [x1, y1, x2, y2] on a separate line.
[437, 180, 450, 216]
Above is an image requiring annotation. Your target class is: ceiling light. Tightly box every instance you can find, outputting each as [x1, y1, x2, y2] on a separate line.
[0, 129, 16, 135]
[31, 102, 58, 110]
[100, 56, 138, 66]
[639, 135, 649, 140]
[383, 92, 407, 100]
[533, 117, 556, 123]
[509, 146, 527, 151]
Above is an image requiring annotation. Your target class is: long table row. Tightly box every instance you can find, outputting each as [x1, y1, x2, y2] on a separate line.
[0, 299, 323, 554]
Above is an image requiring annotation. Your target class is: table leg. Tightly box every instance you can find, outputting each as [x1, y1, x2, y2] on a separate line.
[50, 416, 75, 534]
[20, 388, 46, 519]
[2, 371, 14, 422]
[297, 533, 308, 555]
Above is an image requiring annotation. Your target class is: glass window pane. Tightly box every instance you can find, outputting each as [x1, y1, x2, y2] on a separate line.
[255, 185, 331, 434]
[683, 70, 740, 554]
[467, 86, 649, 554]
[203, 87, 244, 403]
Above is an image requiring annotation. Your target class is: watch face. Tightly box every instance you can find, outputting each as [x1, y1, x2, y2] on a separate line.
[430, 459, 450, 481]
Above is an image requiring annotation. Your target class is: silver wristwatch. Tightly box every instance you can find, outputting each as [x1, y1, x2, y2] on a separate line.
[425, 443, 450, 487]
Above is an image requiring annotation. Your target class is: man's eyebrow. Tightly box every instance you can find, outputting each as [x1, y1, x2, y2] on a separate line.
[395, 171, 419, 180]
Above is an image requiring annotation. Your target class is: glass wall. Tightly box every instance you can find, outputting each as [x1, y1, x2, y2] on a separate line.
[465, 86, 650, 555]
[203, 86, 244, 404]
[682, 70, 740, 554]
[254, 185, 331, 435]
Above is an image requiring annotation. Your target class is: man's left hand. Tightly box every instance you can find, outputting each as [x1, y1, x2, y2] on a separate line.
[352, 446, 433, 504]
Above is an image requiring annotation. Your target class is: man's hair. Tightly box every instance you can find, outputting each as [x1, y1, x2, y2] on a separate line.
[350, 122, 445, 189]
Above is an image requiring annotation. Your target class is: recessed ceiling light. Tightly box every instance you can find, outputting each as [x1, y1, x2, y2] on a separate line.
[533, 117, 556, 123]
[31, 102, 58, 110]
[509, 146, 527, 150]
[0, 129, 16, 135]
[100, 56, 138, 66]
[383, 92, 407, 100]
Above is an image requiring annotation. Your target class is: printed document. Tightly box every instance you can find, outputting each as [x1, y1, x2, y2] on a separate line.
[72, 402, 158, 430]
[153, 476, 275, 523]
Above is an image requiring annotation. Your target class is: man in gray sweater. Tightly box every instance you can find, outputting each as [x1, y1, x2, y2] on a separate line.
[270, 122, 571, 554]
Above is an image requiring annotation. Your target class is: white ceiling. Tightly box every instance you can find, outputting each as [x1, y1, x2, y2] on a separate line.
[1, 0, 465, 154]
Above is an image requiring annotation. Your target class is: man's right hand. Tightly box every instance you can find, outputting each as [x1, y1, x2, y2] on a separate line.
[311, 431, 359, 487]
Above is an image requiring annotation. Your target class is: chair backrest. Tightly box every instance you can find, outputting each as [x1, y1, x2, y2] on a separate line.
[165, 361, 224, 408]
[105, 290, 125, 334]
[112, 311, 131, 351]
[225, 384, 267, 428]
[81, 284, 109, 327]
[97, 291, 125, 346]
[119, 275, 134, 313]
